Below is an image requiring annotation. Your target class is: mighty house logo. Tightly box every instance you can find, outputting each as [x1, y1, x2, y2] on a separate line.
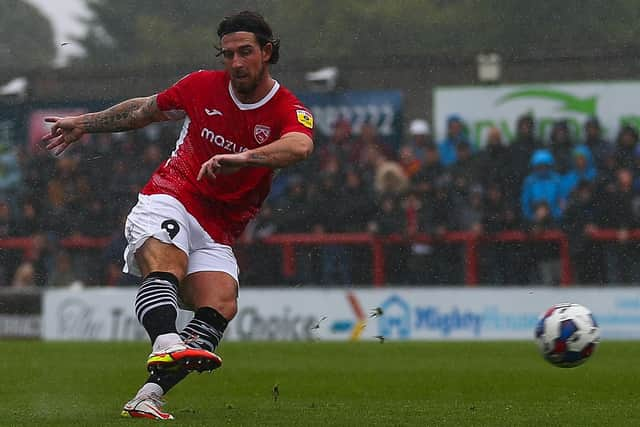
[497, 88, 598, 116]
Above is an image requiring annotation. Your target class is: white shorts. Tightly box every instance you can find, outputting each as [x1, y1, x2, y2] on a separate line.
[123, 193, 239, 282]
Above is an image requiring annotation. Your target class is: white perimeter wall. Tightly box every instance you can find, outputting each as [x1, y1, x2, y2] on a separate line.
[42, 287, 640, 341]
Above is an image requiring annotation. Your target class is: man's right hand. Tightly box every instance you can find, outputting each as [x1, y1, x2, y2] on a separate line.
[42, 116, 85, 156]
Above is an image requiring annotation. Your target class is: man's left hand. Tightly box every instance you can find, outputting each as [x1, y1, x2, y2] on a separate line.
[197, 152, 249, 181]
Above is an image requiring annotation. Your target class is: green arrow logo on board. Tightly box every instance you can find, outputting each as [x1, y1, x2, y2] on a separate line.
[497, 89, 597, 115]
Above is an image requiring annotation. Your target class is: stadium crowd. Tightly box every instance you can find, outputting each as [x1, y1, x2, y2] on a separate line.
[1, 113, 639, 287]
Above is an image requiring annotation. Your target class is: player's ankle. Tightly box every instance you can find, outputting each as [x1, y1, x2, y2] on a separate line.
[135, 382, 164, 399]
[152, 333, 183, 353]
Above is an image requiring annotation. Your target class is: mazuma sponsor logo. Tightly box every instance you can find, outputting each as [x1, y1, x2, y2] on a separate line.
[200, 127, 248, 153]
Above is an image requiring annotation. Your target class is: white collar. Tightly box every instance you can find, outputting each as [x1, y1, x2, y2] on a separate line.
[228, 79, 280, 110]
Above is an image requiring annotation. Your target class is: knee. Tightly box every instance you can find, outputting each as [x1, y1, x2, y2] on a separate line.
[136, 239, 188, 281]
[209, 285, 238, 320]
[188, 280, 238, 321]
[220, 297, 238, 321]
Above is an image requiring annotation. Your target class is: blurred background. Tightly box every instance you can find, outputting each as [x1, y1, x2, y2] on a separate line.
[3, 0, 640, 293]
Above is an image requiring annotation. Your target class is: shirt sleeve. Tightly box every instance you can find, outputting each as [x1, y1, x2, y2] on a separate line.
[280, 102, 314, 139]
[156, 71, 202, 113]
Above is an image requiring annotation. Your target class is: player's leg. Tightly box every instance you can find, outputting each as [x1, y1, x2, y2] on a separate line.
[134, 237, 187, 354]
[121, 194, 223, 419]
[144, 271, 238, 395]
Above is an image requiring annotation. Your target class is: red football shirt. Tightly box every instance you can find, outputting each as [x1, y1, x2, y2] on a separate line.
[142, 70, 314, 245]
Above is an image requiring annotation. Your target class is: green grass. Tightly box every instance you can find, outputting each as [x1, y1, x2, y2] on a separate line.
[0, 341, 637, 426]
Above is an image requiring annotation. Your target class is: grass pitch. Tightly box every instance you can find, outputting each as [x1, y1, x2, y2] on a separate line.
[0, 340, 637, 426]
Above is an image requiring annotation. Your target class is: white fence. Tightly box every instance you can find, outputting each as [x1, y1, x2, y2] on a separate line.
[40, 287, 640, 341]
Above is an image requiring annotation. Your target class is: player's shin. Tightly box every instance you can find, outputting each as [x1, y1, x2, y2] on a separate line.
[180, 306, 229, 352]
[135, 271, 181, 349]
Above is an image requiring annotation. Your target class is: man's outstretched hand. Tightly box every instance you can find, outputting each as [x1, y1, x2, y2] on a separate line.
[41, 116, 84, 156]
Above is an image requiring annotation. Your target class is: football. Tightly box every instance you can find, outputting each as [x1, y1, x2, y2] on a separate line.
[535, 303, 600, 368]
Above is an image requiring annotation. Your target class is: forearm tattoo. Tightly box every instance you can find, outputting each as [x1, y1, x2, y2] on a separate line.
[249, 153, 269, 161]
[81, 97, 156, 133]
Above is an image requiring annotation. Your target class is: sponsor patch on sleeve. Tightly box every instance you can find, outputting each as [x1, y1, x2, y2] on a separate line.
[296, 109, 314, 129]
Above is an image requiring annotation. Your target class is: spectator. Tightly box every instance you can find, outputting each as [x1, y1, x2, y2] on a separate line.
[597, 168, 639, 283]
[456, 185, 484, 233]
[521, 149, 564, 222]
[506, 114, 542, 204]
[47, 250, 81, 287]
[449, 141, 480, 197]
[239, 203, 280, 286]
[423, 179, 460, 284]
[275, 175, 312, 233]
[411, 142, 444, 196]
[370, 194, 404, 236]
[477, 126, 509, 190]
[528, 201, 561, 285]
[0, 199, 13, 238]
[407, 119, 433, 161]
[582, 117, 611, 172]
[614, 125, 639, 171]
[74, 196, 113, 237]
[369, 193, 406, 284]
[131, 143, 164, 185]
[562, 181, 603, 284]
[353, 121, 390, 161]
[337, 169, 374, 232]
[317, 118, 353, 169]
[439, 114, 469, 167]
[0, 199, 19, 287]
[102, 213, 138, 287]
[374, 160, 409, 199]
[46, 156, 81, 237]
[402, 191, 431, 284]
[11, 261, 36, 288]
[13, 199, 40, 236]
[482, 183, 522, 284]
[398, 144, 422, 179]
[19, 147, 54, 203]
[0, 141, 22, 202]
[561, 145, 597, 200]
[549, 120, 574, 174]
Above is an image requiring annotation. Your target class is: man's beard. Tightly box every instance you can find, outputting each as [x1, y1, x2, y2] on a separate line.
[232, 65, 265, 96]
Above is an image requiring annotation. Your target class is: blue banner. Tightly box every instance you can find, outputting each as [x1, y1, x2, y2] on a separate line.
[298, 90, 404, 147]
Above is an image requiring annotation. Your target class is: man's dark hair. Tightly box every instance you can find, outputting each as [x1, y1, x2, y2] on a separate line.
[217, 11, 280, 64]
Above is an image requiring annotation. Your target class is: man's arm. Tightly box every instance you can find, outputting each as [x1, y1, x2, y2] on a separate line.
[79, 95, 170, 132]
[197, 132, 313, 181]
[42, 95, 176, 155]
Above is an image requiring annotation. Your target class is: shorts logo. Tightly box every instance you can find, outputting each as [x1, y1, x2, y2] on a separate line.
[254, 125, 271, 145]
[161, 220, 180, 240]
[296, 109, 313, 129]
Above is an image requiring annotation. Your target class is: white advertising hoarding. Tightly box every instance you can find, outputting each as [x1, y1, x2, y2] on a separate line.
[43, 287, 640, 341]
[433, 81, 640, 147]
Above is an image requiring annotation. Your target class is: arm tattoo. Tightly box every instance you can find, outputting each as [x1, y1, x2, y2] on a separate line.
[81, 97, 155, 133]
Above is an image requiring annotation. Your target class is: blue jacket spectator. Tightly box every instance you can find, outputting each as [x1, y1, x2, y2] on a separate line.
[521, 149, 564, 221]
[561, 145, 597, 199]
[438, 114, 469, 167]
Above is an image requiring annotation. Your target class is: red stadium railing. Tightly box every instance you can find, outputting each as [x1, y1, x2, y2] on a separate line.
[260, 230, 572, 286]
[0, 230, 631, 286]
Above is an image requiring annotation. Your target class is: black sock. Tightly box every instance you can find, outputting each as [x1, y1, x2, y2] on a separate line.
[180, 307, 229, 351]
[135, 271, 180, 343]
[147, 307, 229, 394]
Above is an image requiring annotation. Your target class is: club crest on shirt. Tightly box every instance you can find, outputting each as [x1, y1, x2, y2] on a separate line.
[254, 124, 271, 145]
